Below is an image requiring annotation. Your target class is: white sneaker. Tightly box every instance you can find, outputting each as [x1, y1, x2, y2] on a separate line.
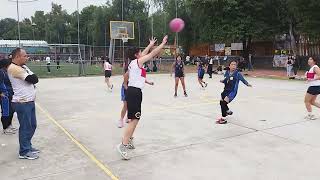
[8, 125, 18, 131]
[128, 137, 135, 150]
[305, 114, 317, 120]
[117, 143, 130, 160]
[3, 128, 15, 135]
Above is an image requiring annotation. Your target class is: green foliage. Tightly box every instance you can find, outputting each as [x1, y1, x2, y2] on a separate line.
[0, 0, 319, 50]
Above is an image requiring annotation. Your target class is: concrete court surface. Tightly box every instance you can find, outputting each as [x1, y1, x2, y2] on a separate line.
[1, 73, 320, 180]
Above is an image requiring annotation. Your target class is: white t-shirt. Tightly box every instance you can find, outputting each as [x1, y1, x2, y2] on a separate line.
[128, 59, 146, 89]
[104, 62, 112, 71]
[307, 65, 320, 86]
[209, 58, 213, 64]
[186, 56, 190, 62]
[7, 64, 36, 102]
[46, 57, 51, 64]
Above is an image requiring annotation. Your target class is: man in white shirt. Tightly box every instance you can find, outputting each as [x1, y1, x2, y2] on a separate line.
[45, 56, 51, 73]
[8, 48, 40, 160]
[186, 55, 190, 65]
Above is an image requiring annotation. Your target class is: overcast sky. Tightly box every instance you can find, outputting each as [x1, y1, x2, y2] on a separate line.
[0, 0, 112, 19]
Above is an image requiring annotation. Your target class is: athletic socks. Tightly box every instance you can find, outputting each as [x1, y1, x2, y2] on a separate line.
[117, 119, 124, 128]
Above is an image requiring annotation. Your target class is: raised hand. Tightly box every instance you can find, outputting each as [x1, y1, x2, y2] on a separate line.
[149, 37, 157, 46]
[162, 35, 168, 45]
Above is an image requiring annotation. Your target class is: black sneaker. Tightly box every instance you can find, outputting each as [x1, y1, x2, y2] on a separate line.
[226, 110, 233, 116]
[184, 92, 188, 97]
[174, 93, 177, 98]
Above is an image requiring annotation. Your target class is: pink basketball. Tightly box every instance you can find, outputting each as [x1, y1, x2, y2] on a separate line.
[169, 18, 185, 32]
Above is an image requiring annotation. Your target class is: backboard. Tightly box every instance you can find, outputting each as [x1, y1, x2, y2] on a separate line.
[109, 21, 135, 40]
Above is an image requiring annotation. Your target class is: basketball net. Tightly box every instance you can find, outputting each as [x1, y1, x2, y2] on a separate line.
[120, 33, 128, 43]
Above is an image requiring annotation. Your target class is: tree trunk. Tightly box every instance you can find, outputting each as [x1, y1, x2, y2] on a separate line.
[289, 20, 297, 56]
[242, 35, 252, 62]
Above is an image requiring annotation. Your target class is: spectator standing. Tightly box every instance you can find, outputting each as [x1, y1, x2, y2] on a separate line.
[0, 59, 16, 135]
[56, 56, 61, 70]
[45, 56, 51, 73]
[8, 48, 40, 160]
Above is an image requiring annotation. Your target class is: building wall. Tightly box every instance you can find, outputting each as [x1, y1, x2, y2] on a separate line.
[189, 43, 214, 56]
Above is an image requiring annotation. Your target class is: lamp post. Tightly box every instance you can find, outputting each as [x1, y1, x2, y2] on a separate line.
[8, 0, 38, 47]
[31, 22, 36, 40]
[175, 0, 178, 49]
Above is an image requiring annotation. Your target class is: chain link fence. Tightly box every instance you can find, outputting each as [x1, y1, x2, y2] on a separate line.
[18, 44, 177, 78]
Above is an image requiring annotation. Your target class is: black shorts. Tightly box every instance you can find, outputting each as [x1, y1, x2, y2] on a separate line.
[105, 70, 111, 78]
[175, 71, 184, 78]
[307, 86, 320, 95]
[126, 86, 143, 120]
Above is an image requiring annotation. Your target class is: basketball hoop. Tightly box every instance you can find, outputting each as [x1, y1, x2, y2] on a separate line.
[120, 33, 129, 43]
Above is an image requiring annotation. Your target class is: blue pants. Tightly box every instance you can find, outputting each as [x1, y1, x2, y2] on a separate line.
[1, 96, 14, 129]
[12, 102, 37, 156]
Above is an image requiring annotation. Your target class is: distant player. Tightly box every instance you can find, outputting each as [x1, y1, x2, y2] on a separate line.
[217, 60, 252, 124]
[197, 60, 207, 89]
[104, 58, 113, 92]
[171, 55, 188, 97]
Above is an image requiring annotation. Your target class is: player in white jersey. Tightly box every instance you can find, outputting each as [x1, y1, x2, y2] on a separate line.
[117, 36, 168, 160]
[103, 58, 113, 92]
[305, 57, 320, 120]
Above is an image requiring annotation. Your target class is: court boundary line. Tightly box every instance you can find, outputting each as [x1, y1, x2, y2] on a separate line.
[35, 103, 119, 180]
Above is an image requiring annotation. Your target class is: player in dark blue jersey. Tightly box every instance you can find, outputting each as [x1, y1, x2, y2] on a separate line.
[197, 60, 207, 89]
[216, 60, 252, 124]
[171, 55, 188, 97]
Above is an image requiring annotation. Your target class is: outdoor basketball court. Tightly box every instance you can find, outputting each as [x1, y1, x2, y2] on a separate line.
[1, 73, 320, 180]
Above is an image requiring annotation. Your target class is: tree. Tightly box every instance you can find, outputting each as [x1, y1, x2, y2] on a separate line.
[46, 3, 70, 43]
[111, 0, 150, 46]
[0, 18, 18, 40]
[31, 11, 46, 41]
[285, 0, 320, 55]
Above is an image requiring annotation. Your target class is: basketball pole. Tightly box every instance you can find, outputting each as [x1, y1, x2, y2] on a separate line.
[77, 0, 84, 76]
[175, 0, 178, 49]
[121, 0, 125, 65]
